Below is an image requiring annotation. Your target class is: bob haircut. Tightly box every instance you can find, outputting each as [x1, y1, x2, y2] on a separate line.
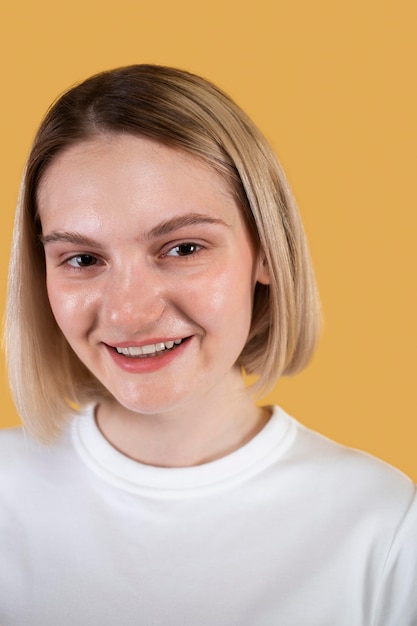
[6, 64, 320, 443]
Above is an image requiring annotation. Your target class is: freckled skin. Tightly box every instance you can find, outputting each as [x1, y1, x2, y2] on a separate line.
[38, 134, 270, 466]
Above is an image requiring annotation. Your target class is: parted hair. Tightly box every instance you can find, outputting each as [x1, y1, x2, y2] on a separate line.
[5, 64, 320, 442]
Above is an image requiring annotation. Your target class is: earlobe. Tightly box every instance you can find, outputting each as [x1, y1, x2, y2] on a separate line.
[256, 254, 270, 285]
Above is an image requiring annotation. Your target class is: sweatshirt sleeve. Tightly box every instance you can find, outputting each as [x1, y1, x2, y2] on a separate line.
[373, 486, 417, 626]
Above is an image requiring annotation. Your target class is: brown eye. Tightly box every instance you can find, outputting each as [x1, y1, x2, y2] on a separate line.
[67, 254, 97, 267]
[167, 243, 201, 257]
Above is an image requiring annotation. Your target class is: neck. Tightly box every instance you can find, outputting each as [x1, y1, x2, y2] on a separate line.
[95, 376, 270, 468]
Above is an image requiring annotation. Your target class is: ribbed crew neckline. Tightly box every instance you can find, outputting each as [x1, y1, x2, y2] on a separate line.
[71, 404, 296, 495]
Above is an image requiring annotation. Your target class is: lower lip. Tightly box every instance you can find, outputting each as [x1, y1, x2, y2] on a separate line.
[105, 338, 191, 374]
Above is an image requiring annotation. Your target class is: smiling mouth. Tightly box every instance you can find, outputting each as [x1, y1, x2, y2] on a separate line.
[114, 338, 187, 358]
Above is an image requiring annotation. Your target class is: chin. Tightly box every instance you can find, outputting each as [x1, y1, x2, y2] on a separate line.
[105, 384, 196, 418]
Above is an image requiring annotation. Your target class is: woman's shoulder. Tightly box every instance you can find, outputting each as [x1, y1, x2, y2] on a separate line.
[0, 423, 75, 488]
[0, 426, 33, 464]
[285, 409, 416, 513]
[0, 427, 43, 505]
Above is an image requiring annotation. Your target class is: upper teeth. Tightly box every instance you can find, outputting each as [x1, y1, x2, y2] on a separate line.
[116, 339, 183, 356]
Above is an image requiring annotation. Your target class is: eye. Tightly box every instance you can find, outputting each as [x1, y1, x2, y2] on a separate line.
[67, 254, 98, 268]
[166, 243, 202, 257]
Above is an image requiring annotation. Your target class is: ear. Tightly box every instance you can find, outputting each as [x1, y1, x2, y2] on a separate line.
[255, 253, 270, 285]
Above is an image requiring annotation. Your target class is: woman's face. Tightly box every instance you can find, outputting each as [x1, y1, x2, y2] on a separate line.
[37, 134, 268, 417]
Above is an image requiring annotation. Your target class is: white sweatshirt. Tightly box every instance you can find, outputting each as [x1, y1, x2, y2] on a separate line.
[0, 405, 416, 625]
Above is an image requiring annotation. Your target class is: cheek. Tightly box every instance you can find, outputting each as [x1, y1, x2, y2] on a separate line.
[46, 278, 95, 336]
[183, 263, 255, 335]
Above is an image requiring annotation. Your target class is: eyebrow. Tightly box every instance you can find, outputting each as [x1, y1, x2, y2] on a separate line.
[40, 232, 104, 248]
[143, 213, 231, 240]
[40, 213, 231, 247]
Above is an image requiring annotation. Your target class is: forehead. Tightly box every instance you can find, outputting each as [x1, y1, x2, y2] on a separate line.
[36, 134, 246, 238]
[37, 133, 235, 206]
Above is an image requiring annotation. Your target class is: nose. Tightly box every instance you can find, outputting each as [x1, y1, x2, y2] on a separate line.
[101, 262, 165, 332]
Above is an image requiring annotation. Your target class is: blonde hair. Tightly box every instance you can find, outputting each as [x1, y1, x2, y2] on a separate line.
[6, 64, 320, 442]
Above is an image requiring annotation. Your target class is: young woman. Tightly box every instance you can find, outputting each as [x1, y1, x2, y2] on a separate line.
[1, 65, 416, 625]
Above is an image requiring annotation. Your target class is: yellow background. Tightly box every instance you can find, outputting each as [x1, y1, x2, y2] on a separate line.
[1, 0, 416, 479]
